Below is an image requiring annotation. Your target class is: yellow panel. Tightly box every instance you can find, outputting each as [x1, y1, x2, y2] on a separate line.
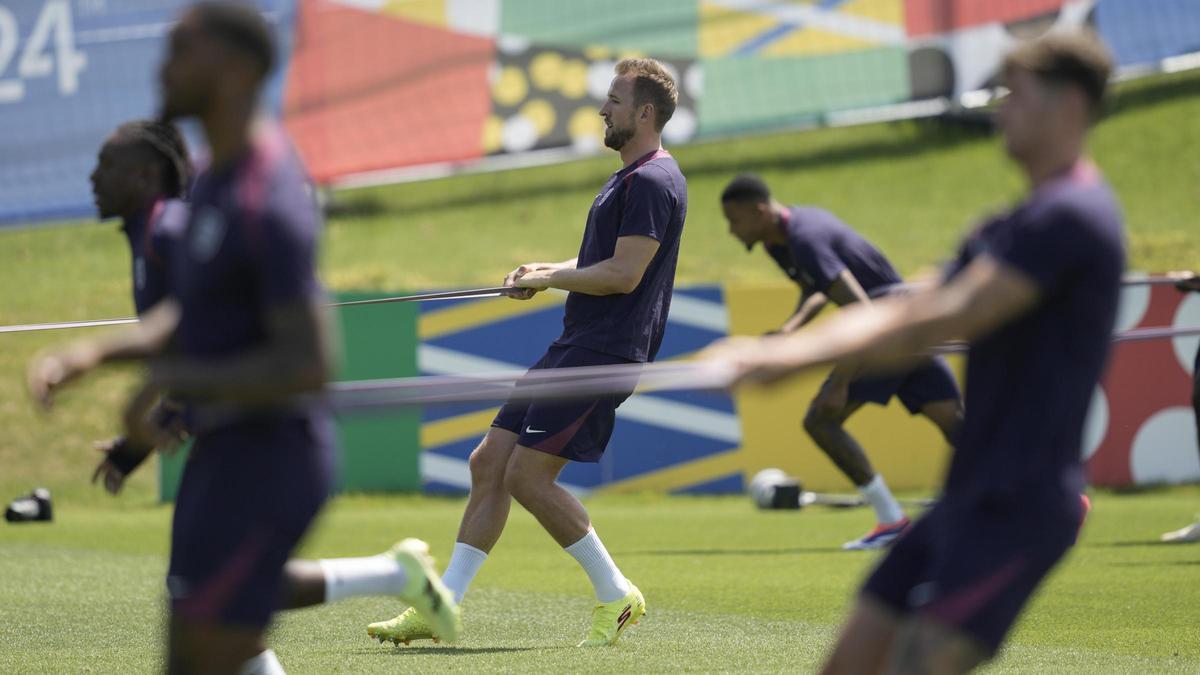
[839, 0, 903, 26]
[699, 0, 779, 58]
[724, 282, 963, 493]
[421, 407, 498, 448]
[597, 448, 746, 494]
[762, 27, 878, 56]
[381, 0, 447, 27]
[418, 291, 566, 340]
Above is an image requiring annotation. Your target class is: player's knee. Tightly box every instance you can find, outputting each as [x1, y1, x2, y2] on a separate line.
[804, 406, 835, 437]
[502, 463, 534, 502]
[467, 439, 509, 484]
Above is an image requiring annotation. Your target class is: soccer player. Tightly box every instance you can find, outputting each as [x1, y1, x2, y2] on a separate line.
[28, 3, 457, 673]
[87, 118, 192, 493]
[705, 32, 1121, 672]
[720, 176, 962, 549]
[368, 57, 687, 648]
[1162, 272, 1200, 543]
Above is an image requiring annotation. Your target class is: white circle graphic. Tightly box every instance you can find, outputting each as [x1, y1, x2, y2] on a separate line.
[1130, 407, 1200, 484]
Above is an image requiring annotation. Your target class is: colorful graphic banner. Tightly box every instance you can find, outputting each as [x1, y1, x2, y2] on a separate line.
[4, 1, 1200, 223]
[0, 0, 294, 225]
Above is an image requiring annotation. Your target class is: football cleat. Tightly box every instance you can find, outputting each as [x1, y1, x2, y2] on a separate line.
[370, 539, 460, 645]
[578, 583, 645, 647]
[367, 606, 440, 646]
[842, 518, 911, 551]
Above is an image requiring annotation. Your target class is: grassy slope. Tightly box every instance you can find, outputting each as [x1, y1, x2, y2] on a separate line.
[0, 70, 1197, 505]
[1, 492, 1198, 674]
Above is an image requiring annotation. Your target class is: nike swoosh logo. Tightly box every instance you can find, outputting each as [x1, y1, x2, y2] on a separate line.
[524, 427, 547, 434]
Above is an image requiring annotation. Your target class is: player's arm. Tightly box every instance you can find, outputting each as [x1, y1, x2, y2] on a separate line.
[705, 255, 1040, 386]
[1168, 270, 1200, 292]
[513, 235, 659, 296]
[502, 258, 579, 300]
[777, 290, 828, 334]
[27, 299, 180, 408]
[824, 269, 873, 307]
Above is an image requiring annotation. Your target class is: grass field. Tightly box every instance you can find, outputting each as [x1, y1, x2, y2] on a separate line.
[1, 70, 1199, 673]
[2, 491, 1199, 673]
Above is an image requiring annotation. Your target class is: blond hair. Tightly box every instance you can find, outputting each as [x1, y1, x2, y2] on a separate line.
[615, 57, 678, 132]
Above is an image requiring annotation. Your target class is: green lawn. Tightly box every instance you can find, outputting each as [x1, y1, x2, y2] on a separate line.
[1, 491, 1198, 673]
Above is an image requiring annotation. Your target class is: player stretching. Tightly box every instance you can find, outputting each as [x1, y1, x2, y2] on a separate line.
[29, 4, 456, 673]
[1162, 272, 1200, 543]
[706, 32, 1120, 672]
[720, 175, 962, 549]
[368, 57, 686, 648]
[85, 118, 192, 493]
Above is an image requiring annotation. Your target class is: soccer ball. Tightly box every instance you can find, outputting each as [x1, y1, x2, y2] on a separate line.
[749, 468, 800, 509]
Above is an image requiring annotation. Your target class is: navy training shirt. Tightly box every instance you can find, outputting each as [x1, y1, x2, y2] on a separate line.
[766, 206, 902, 297]
[122, 198, 188, 315]
[171, 124, 322, 364]
[557, 148, 687, 362]
[942, 161, 1125, 503]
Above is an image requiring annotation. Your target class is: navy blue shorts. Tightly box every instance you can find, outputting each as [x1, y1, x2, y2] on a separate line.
[843, 356, 960, 414]
[167, 415, 335, 629]
[492, 343, 637, 463]
[861, 492, 1080, 655]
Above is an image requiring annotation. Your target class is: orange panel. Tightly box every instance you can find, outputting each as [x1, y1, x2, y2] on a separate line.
[283, 0, 494, 182]
[904, 0, 1069, 37]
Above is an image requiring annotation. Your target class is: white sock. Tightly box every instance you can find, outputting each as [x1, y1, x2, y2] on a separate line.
[442, 542, 488, 604]
[564, 528, 630, 603]
[240, 649, 285, 675]
[859, 474, 905, 525]
[318, 554, 408, 603]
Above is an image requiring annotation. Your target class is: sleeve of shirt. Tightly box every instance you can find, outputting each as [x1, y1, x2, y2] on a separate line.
[788, 229, 846, 294]
[251, 201, 320, 308]
[988, 204, 1090, 294]
[618, 166, 675, 242]
[144, 201, 189, 304]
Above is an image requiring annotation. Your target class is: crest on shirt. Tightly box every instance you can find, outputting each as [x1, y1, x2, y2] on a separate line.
[595, 186, 616, 207]
[134, 257, 147, 290]
[190, 207, 227, 262]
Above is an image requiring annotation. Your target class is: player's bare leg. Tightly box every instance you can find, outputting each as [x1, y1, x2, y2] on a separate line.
[503, 447, 588, 547]
[803, 397, 872, 486]
[919, 399, 964, 446]
[805, 391, 910, 549]
[366, 428, 519, 645]
[168, 618, 271, 675]
[821, 595, 901, 675]
[505, 446, 644, 646]
[886, 617, 988, 675]
[458, 428, 521, 553]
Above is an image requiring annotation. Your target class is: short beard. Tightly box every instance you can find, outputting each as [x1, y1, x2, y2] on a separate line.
[604, 125, 635, 151]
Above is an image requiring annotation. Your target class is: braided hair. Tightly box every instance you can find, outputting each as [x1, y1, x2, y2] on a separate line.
[114, 119, 191, 199]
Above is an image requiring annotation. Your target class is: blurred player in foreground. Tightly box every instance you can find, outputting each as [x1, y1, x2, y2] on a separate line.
[1162, 272, 1200, 543]
[720, 175, 962, 549]
[29, 3, 456, 672]
[367, 57, 687, 648]
[86, 118, 192, 493]
[705, 32, 1121, 673]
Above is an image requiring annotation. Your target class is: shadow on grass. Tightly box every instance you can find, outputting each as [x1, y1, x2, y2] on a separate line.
[351, 645, 553, 656]
[620, 546, 846, 557]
